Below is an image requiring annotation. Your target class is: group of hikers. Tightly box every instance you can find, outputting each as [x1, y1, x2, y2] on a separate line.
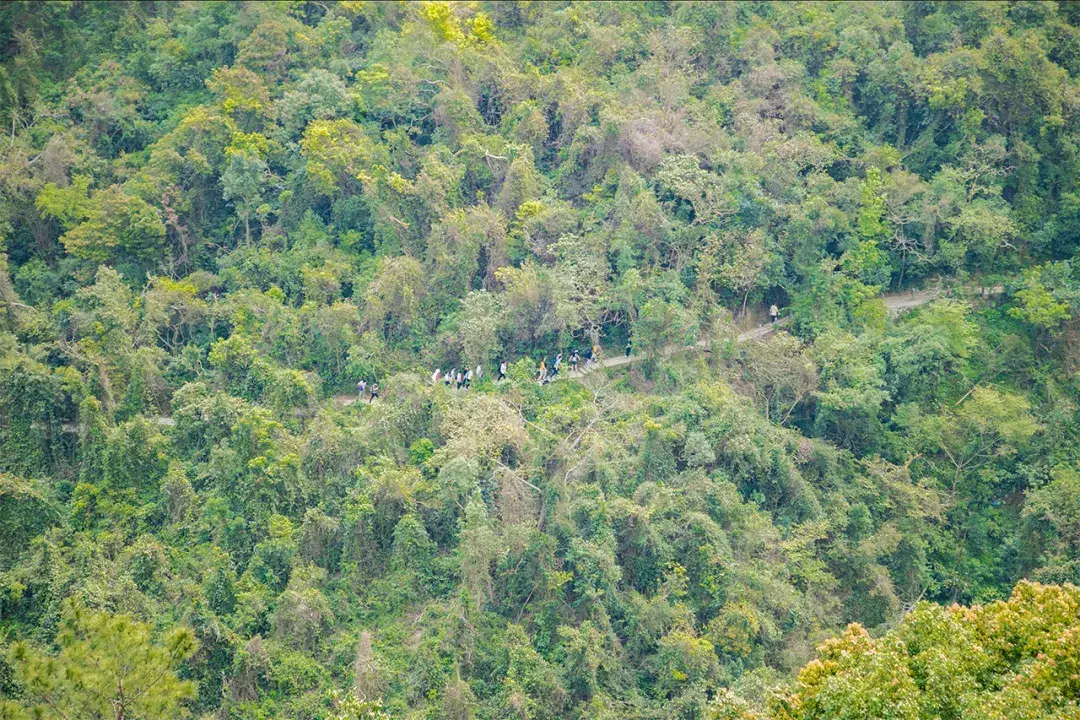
[355, 379, 379, 403]
[430, 363, 490, 389]
[358, 341, 627, 401]
[533, 339, 631, 385]
[428, 338, 635, 391]
[360, 304, 780, 401]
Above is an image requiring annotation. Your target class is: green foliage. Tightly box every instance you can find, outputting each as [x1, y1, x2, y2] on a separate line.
[300, 118, 383, 196]
[60, 186, 166, 270]
[1023, 466, 1080, 583]
[2, 2, 1080, 718]
[3, 603, 198, 720]
[914, 386, 1039, 491]
[883, 300, 977, 404]
[773, 582, 1080, 720]
[0, 473, 57, 569]
[633, 297, 696, 374]
[1008, 261, 1078, 333]
[326, 692, 391, 720]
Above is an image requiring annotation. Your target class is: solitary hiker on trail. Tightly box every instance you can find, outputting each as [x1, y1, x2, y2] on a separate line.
[368, 382, 379, 403]
[769, 304, 779, 324]
[357, 379, 367, 399]
[625, 338, 632, 357]
[475, 364, 483, 381]
[498, 360, 507, 381]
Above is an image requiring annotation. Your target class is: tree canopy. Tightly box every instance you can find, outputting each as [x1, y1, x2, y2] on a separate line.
[2, 2, 1080, 718]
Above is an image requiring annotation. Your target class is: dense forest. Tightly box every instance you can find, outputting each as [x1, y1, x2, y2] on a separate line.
[1, 1, 1080, 718]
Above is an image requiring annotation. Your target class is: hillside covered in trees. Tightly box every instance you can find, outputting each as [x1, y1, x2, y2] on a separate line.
[1, 2, 1080, 718]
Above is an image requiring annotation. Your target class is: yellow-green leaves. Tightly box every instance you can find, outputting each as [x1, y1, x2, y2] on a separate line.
[417, 2, 498, 48]
[6, 602, 198, 720]
[59, 185, 166, 264]
[300, 119, 383, 195]
[779, 624, 921, 720]
[1009, 262, 1075, 333]
[206, 65, 270, 118]
[35, 175, 92, 231]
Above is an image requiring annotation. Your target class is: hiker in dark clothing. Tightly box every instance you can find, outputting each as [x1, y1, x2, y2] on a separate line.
[368, 382, 379, 403]
[625, 338, 632, 357]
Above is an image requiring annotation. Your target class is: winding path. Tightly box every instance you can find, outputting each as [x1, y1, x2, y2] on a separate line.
[560, 287, 956, 379]
[48, 285, 987, 429]
[330, 285, 992, 400]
